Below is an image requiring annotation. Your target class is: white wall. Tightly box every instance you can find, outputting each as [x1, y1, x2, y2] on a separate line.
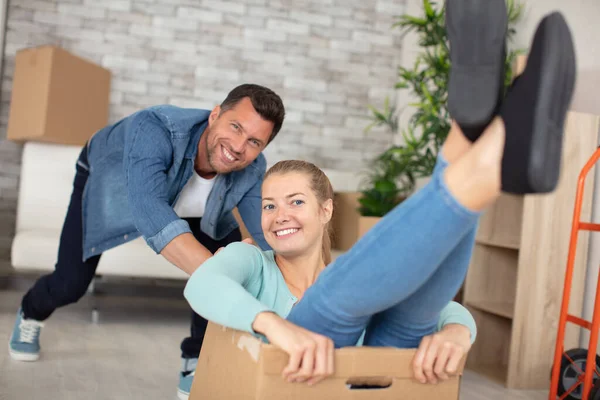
[513, 0, 600, 70]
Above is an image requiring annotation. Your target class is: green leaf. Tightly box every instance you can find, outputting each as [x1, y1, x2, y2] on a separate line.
[374, 180, 398, 194]
[401, 15, 428, 26]
[423, 0, 435, 18]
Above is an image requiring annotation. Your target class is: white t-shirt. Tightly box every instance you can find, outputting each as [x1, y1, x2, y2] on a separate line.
[173, 171, 217, 218]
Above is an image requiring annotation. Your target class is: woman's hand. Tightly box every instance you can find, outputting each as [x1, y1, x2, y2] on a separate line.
[252, 311, 335, 385]
[412, 324, 472, 384]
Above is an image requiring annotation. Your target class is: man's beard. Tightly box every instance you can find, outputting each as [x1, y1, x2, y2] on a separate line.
[205, 131, 243, 174]
[205, 127, 218, 172]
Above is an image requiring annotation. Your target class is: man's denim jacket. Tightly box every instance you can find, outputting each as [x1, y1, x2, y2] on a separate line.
[82, 105, 269, 261]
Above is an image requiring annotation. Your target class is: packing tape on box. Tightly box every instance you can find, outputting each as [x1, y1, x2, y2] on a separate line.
[237, 335, 261, 362]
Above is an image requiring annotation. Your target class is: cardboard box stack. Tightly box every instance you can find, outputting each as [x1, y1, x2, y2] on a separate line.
[331, 191, 383, 250]
[331, 192, 362, 251]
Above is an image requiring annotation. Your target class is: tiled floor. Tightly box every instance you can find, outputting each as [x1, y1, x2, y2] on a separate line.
[0, 275, 549, 400]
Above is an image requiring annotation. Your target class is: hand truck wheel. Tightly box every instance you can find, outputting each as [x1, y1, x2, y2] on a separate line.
[590, 379, 600, 400]
[556, 348, 600, 399]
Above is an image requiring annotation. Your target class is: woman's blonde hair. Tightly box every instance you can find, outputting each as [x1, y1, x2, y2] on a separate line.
[264, 160, 334, 265]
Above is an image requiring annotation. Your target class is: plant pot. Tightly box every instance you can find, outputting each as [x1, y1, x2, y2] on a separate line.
[358, 216, 381, 239]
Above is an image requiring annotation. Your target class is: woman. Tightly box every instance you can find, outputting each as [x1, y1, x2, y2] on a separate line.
[185, 2, 575, 389]
[185, 158, 477, 385]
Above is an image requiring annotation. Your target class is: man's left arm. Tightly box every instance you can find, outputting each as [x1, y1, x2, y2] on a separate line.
[236, 178, 271, 251]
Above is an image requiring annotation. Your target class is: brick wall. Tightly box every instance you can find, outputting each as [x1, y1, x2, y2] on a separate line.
[0, 0, 405, 268]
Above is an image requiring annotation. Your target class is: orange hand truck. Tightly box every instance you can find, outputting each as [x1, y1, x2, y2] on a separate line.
[550, 146, 600, 400]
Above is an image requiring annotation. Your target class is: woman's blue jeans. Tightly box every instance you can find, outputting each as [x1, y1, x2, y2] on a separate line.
[287, 155, 480, 348]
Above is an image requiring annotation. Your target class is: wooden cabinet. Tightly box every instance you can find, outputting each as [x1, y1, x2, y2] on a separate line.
[462, 110, 600, 388]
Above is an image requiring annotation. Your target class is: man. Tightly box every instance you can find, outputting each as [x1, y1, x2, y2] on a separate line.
[8, 83, 285, 399]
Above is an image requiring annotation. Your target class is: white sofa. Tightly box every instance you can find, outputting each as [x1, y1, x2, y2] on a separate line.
[11, 142, 188, 280]
[11, 142, 358, 280]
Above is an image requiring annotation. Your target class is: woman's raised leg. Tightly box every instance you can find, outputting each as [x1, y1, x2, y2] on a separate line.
[287, 11, 577, 347]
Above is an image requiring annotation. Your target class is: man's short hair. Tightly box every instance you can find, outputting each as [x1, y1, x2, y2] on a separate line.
[220, 84, 285, 143]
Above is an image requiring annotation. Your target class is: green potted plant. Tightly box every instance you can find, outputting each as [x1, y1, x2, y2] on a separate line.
[356, 0, 524, 236]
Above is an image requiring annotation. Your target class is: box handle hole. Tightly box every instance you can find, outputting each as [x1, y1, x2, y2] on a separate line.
[346, 376, 392, 390]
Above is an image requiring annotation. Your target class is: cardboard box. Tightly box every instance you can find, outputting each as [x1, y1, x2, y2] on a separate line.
[331, 192, 362, 251]
[190, 322, 464, 399]
[358, 216, 381, 239]
[7, 45, 111, 146]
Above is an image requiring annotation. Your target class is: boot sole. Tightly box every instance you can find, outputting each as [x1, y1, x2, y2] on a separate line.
[527, 13, 576, 192]
[446, 0, 507, 128]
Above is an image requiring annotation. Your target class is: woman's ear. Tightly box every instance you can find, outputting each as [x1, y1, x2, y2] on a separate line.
[321, 198, 333, 224]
